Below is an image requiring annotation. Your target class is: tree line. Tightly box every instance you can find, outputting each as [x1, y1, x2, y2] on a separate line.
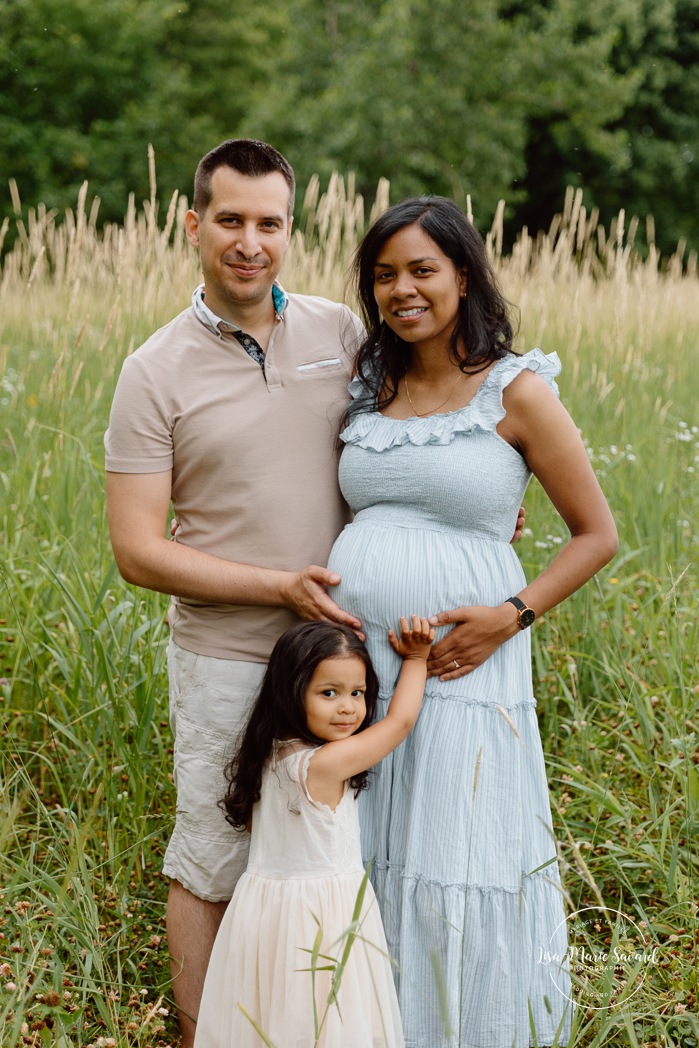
[1, 0, 697, 256]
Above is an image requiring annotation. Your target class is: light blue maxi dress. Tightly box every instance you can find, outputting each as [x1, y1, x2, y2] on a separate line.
[326, 350, 572, 1048]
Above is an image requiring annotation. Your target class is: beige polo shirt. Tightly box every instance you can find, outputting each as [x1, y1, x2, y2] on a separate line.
[104, 294, 361, 661]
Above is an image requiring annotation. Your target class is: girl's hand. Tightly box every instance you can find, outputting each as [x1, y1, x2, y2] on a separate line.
[426, 604, 518, 679]
[388, 615, 435, 661]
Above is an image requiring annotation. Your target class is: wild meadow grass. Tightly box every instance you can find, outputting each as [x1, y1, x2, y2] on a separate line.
[0, 172, 697, 1046]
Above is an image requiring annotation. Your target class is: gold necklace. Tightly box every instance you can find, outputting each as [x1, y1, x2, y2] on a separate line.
[404, 370, 463, 417]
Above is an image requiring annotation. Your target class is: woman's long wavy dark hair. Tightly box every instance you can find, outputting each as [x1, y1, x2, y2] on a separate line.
[222, 622, 379, 830]
[349, 196, 517, 414]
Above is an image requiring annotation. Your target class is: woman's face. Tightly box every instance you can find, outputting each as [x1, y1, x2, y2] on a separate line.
[372, 223, 467, 354]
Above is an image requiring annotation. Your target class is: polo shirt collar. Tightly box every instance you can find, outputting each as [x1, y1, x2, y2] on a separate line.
[191, 282, 288, 338]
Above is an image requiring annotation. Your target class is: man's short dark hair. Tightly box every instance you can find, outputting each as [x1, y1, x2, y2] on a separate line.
[193, 139, 295, 217]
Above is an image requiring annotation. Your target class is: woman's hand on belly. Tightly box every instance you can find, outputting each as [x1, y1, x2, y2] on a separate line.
[426, 603, 519, 679]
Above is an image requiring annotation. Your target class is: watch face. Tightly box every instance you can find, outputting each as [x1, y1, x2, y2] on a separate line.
[519, 608, 536, 628]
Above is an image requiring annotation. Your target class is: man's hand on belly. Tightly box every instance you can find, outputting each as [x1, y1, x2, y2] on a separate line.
[281, 566, 365, 639]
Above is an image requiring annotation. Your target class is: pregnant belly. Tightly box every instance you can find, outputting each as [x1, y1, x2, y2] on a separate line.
[327, 518, 525, 633]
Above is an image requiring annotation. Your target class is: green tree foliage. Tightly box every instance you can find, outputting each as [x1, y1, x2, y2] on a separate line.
[162, 0, 289, 156]
[0, 0, 291, 224]
[0, 0, 696, 253]
[513, 0, 699, 252]
[245, 0, 529, 217]
[0, 0, 194, 217]
[246, 0, 639, 222]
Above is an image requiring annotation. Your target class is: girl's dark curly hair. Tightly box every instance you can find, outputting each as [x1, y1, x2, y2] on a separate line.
[349, 196, 517, 415]
[222, 622, 379, 830]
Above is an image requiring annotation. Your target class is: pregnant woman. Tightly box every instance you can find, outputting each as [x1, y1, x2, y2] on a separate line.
[327, 197, 618, 1047]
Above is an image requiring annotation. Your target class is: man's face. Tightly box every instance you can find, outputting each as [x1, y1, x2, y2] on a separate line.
[185, 167, 292, 320]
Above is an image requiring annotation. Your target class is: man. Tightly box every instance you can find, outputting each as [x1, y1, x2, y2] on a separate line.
[105, 139, 364, 1046]
[105, 138, 524, 1044]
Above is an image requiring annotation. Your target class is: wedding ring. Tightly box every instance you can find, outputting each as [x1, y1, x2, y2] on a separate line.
[453, 659, 460, 669]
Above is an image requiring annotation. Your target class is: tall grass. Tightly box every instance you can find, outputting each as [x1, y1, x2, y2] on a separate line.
[1, 168, 697, 1046]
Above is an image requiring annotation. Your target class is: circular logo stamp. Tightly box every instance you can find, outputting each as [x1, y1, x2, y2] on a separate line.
[537, 906, 659, 1011]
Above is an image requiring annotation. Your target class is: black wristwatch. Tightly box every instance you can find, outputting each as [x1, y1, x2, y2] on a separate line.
[505, 596, 536, 629]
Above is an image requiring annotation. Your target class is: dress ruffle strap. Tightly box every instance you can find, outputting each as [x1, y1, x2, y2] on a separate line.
[341, 349, 561, 452]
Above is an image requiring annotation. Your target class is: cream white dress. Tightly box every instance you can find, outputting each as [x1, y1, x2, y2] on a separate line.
[193, 743, 404, 1048]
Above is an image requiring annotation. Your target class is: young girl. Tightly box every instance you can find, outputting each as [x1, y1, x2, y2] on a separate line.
[192, 615, 435, 1048]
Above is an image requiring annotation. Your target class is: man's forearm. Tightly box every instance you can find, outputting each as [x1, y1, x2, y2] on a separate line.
[113, 536, 362, 632]
[113, 533, 294, 607]
[105, 471, 360, 631]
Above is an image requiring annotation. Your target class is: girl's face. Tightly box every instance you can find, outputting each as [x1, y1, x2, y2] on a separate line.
[372, 223, 467, 354]
[304, 655, 368, 742]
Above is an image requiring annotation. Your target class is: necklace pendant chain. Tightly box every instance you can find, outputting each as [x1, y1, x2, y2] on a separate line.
[404, 371, 463, 417]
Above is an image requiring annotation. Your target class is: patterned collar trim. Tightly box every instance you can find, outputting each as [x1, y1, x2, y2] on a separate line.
[191, 282, 288, 338]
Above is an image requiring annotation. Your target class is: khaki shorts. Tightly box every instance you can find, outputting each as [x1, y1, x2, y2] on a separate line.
[162, 640, 266, 902]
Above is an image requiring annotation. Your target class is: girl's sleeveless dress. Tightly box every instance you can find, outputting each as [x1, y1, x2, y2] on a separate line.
[326, 350, 572, 1048]
[193, 743, 404, 1048]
